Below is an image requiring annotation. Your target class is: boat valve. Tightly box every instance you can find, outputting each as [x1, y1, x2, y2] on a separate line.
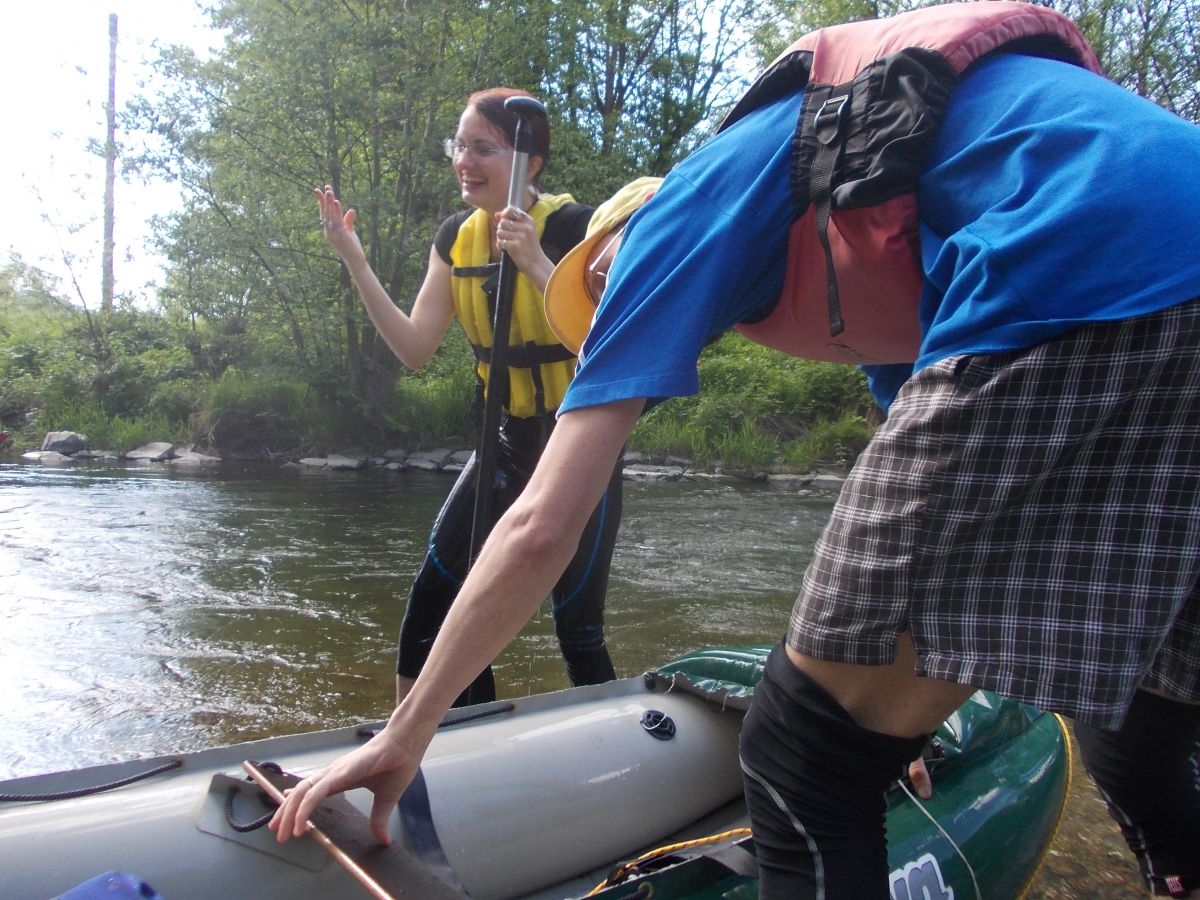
[640, 710, 677, 741]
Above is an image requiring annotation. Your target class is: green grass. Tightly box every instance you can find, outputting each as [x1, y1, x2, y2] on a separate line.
[38, 400, 190, 454]
[628, 334, 875, 470]
[1, 290, 878, 468]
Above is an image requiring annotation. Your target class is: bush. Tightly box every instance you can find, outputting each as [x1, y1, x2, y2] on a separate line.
[711, 419, 780, 470]
[629, 334, 875, 469]
[388, 363, 476, 447]
[37, 398, 188, 453]
[147, 380, 207, 424]
[0, 370, 40, 431]
[629, 408, 693, 461]
[782, 414, 874, 471]
[1, 261, 877, 467]
[208, 371, 314, 455]
[697, 335, 873, 427]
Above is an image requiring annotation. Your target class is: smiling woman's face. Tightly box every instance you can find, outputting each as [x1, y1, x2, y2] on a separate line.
[451, 106, 541, 214]
[451, 108, 512, 213]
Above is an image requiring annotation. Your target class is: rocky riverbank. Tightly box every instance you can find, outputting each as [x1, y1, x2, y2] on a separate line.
[16, 430, 850, 490]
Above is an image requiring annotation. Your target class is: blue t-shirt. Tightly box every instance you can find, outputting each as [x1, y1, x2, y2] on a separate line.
[561, 54, 1200, 415]
[559, 90, 797, 413]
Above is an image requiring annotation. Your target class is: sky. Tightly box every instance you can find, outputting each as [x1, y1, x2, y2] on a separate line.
[2, 1, 221, 306]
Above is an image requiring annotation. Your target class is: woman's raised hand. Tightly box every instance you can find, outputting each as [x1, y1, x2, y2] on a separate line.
[316, 185, 363, 260]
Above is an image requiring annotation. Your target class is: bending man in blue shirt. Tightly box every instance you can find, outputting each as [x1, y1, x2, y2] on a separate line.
[273, 6, 1200, 896]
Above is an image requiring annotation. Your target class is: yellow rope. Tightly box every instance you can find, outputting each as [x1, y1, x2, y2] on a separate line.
[1016, 713, 1075, 900]
[586, 827, 753, 895]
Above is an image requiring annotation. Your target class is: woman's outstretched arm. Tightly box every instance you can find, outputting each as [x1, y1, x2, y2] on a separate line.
[317, 186, 456, 369]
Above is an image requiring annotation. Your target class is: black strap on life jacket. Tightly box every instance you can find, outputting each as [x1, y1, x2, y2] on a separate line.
[810, 87, 849, 338]
[470, 341, 576, 368]
[529, 342, 548, 415]
[452, 263, 499, 281]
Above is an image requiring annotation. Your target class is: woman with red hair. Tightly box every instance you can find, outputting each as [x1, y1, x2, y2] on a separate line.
[315, 88, 622, 708]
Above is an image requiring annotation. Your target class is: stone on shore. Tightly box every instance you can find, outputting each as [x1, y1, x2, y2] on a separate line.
[405, 448, 455, 471]
[623, 464, 687, 482]
[169, 446, 223, 466]
[766, 471, 847, 491]
[41, 431, 87, 454]
[326, 454, 367, 470]
[126, 442, 176, 462]
[22, 450, 75, 465]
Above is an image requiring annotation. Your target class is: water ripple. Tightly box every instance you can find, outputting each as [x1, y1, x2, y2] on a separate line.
[0, 461, 833, 779]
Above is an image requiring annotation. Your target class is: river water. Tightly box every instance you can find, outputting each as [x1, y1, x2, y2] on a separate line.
[0, 459, 1144, 895]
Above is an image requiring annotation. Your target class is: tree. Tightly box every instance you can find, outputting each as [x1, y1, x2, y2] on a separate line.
[760, 0, 1200, 124]
[544, 0, 779, 198]
[127, 0, 778, 433]
[1059, 0, 1200, 121]
[131, 0, 478, 414]
[103, 13, 118, 314]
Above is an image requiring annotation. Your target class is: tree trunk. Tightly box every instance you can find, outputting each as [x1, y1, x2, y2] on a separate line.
[102, 13, 117, 313]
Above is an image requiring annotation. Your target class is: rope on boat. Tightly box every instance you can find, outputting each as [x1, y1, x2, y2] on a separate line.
[0, 759, 183, 803]
[897, 779, 982, 900]
[224, 783, 276, 832]
[356, 701, 518, 740]
[224, 760, 284, 832]
[590, 777, 985, 898]
[586, 826, 753, 895]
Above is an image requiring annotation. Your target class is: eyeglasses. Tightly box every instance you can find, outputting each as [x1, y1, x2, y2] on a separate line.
[584, 224, 627, 305]
[443, 138, 511, 159]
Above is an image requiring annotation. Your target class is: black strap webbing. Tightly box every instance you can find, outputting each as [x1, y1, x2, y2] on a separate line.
[452, 263, 498, 279]
[526, 340, 548, 414]
[471, 342, 576, 369]
[810, 91, 849, 338]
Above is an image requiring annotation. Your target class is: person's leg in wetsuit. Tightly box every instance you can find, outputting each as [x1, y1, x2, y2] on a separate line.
[740, 642, 941, 899]
[398, 415, 623, 703]
[396, 453, 496, 708]
[549, 454, 623, 685]
[1076, 689, 1200, 898]
[504, 414, 622, 687]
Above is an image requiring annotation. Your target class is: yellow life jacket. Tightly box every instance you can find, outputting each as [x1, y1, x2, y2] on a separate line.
[449, 194, 579, 417]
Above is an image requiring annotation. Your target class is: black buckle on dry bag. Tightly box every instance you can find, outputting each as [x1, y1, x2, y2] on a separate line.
[810, 92, 849, 338]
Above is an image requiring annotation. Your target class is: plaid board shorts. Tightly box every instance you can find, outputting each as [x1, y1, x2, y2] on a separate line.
[787, 298, 1200, 728]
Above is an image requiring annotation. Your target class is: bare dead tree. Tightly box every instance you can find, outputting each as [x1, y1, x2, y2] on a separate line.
[102, 13, 117, 313]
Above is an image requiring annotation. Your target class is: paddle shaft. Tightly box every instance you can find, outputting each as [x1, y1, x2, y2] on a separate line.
[469, 99, 544, 564]
[242, 761, 397, 900]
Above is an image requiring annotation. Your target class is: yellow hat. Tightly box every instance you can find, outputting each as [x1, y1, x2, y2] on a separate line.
[545, 176, 663, 355]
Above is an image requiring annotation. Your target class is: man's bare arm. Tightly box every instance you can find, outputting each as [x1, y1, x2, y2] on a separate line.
[270, 398, 646, 843]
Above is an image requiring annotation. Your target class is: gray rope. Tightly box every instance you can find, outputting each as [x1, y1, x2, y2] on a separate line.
[0, 759, 183, 803]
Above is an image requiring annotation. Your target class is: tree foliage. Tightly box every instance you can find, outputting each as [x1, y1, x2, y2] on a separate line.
[1060, 0, 1200, 121]
[130, 0, 475, 416]
[544, 0, 777, 193]
[124, 0, 772, 428]
[9, 0, 1198, 460]
[760, 0, 1200, 123]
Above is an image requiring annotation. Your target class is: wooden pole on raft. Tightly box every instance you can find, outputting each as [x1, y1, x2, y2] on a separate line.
[242, 761, 397, 900]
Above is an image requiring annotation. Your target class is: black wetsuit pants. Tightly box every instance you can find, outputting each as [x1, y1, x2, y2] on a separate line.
[1075, 689, 1200, 898]
[397, 414, 622, 707]
[740, 643, 930, 898]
